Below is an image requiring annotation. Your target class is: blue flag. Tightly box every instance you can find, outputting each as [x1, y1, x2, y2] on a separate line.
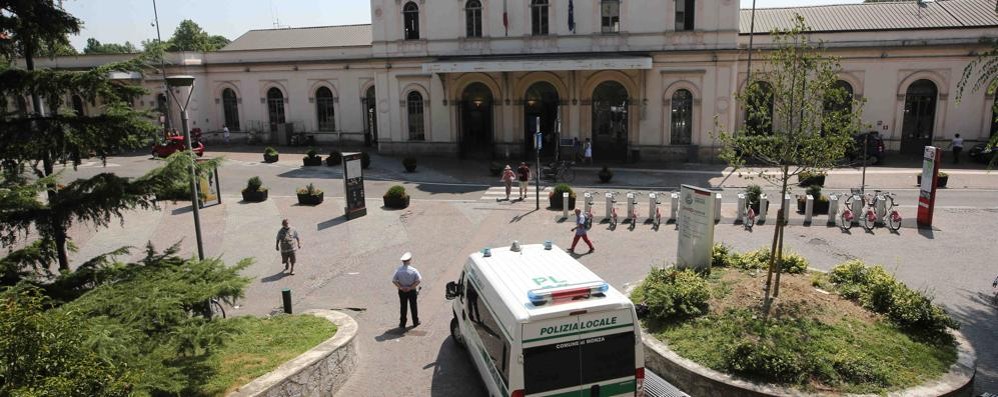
[568, 0, 575, 33]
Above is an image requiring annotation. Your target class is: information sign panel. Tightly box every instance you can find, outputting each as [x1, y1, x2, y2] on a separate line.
[343, 152, 366, 219]
[677, 185, 716, 271]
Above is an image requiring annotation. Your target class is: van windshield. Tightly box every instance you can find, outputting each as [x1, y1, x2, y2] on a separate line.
[523, 332, 635, 394]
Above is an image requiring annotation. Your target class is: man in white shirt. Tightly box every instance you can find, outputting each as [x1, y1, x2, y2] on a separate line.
[950, 134, 964, 164]
[392, 252, 422, 328]
[223, 125, 230, 144]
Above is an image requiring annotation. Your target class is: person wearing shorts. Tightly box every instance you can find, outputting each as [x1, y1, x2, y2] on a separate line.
[276, 219, 301, 275]
[517, 162, 531, 200]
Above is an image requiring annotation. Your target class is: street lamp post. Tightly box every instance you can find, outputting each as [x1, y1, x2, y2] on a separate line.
[165, 75, 205, 261]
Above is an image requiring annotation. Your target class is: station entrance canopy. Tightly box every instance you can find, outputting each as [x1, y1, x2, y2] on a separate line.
[422, 56, 652, 73]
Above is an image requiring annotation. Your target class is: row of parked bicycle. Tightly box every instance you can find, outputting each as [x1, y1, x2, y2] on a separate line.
[573, 189, 903, 232]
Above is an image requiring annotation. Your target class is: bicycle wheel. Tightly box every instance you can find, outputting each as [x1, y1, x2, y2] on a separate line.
[862, 211, 876, 231]
[839, 211, 853, 230]
[210, 299, 226, 319]
[887, 211, 901, 231]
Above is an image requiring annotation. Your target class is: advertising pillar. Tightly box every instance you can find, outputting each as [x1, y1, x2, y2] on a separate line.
[916, 146, 941, 227]
[677, 185, 716, 271]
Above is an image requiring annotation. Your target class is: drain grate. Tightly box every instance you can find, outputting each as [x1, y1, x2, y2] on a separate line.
[644, 370, 692, 397]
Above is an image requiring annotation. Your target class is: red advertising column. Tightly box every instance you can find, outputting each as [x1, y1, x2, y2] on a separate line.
[916, 146, 941, 227]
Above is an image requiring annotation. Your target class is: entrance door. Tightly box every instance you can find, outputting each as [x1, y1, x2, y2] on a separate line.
[364, 86, 378, 146]
[523, 82, 559, 160]
[461, 83, 494, 158]
[900, 80, 937, 155]
[592, 81, 629, 162]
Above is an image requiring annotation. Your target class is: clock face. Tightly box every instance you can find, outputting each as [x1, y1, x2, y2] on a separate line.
[374, 7, 383, 19]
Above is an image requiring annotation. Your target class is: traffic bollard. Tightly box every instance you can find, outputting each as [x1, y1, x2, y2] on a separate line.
[714, 193, 722, 223]
[563, 192, 569, 219]
[759, 194, 768, 223]
[626, 193, 636, 223]
[605, 192, 614, 220]
[648, 193, 657, 222]
[851, 195, 863, 225]
[828, 194, 839, 226]
[670, 192, 679, 221]
[736, 193, 746, 224]
[805, 195, 814, 225]
[783, 194, 791, 223]
[282, 288, 292, 314]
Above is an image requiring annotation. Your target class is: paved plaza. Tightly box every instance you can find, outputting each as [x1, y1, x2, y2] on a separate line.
[61, 147, 998, 396]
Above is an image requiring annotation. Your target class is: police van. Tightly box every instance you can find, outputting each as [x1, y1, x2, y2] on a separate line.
[444, 242, 644, 397]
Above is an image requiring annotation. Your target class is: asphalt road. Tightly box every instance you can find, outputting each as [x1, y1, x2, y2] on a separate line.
[54, 150, 998, 396]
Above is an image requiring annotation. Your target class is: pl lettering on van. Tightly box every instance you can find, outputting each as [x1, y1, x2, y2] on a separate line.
[532, 276, 568, 287]
[539, 316, 618, 336]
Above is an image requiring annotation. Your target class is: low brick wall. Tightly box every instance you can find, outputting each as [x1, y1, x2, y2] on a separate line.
[229, 310, 359, 397]
[643, 329, 976, 397]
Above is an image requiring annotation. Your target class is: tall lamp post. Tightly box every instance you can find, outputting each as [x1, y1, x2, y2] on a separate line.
[166, 75, 205, 261]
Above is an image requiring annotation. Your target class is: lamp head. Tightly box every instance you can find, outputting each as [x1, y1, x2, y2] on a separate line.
[165, 75, 195, 87]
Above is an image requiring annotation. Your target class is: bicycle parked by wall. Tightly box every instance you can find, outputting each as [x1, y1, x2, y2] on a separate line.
[864, 190, 902, 231]
[839, 189, 865, 231]
[543, 160, 576, 183]
[608, 192, 620, 230]
[626, 192, 640, 229]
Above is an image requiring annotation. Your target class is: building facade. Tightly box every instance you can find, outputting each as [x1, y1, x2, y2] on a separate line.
[31, 0, 998, 161]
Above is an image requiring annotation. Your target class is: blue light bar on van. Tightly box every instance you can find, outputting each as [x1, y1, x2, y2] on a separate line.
[481, 248, 491, 257]
[527, 281, 609, 306]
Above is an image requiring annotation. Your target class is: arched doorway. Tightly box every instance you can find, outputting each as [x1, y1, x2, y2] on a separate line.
[901, 79, 937, 155]
[315, 87, 335, 131]
[267, 87, 286, 130]
[592, 81, 629, 161]
[460, 82, 494, 158]
[222, 88, 239, 130]
[363, 86, 378, 147]
[524, 82, 559, 159]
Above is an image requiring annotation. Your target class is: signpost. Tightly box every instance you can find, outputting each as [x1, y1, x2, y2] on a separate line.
[677, 185, 716, 271]
[535, 116, 542, 210]
[343, 152, 367, 219]
[917, 146, 941, 227]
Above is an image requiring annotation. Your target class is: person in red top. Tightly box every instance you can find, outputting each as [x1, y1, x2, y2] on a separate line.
[499, 165, 516, 201]
[516, 162, 531, 201]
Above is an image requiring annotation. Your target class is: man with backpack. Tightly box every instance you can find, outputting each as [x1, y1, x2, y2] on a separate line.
[516, 162, 531, 200]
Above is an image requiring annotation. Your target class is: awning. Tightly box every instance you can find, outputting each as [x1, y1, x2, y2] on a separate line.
[422, 56, 652, 74]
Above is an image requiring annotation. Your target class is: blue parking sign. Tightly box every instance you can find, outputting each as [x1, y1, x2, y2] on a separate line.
[535, 132, 543, 150]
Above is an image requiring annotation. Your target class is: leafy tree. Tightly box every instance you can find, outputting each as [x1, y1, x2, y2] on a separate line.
[714, 15, 863, 314]
[167, 19, 229, 52]
[83, 38, 137, 54]
[958, 37, 998, 167]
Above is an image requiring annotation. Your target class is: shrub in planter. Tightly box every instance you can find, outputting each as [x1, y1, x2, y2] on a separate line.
[630, 267, 710, 322]
[263, 147, 279, 163]
[296, 183, 324, 205]
[797, 170, 827, 187]
[383, 185, 410, 209]
[302, 148, 322, 166]
[325, 151, 342, 166]
[361, 152, 371, 169]
[797, 184, 830, 214]
[916, 171, 949, 188]
[402, 157, 417, 172]
[241, 176, 268, 202]
[745, 184, 763, 213]
[598, 166, 613, 183]
[548, 183, 576, 209]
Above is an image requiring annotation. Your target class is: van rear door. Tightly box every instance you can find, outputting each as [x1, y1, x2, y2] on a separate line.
[521, 309, 637, 396]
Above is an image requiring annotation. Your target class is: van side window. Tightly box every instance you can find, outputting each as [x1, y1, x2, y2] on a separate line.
[465, 282, 511, 384]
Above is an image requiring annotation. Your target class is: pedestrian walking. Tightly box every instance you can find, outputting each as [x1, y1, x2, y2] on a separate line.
[392, 252, 421, 328]
[516, 162, 531, 200]
[573, 137, 581, 162]
[275, 219, 301, 275]
[949, 134, 964, 164]
[223, 125, 230, 144]
[500, 165, 516, 201]
[568, 208, 594, 253]
[583, 138, 593, 165]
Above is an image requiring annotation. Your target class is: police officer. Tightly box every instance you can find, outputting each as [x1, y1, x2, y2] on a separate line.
[392, 252, 422, 328]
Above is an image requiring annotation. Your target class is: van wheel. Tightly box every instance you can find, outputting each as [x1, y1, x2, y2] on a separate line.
[450, 317, 466, 349]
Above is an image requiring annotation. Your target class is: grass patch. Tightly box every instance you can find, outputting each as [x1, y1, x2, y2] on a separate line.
[636, 250, 959, 394]
[195, 314, 337, 396]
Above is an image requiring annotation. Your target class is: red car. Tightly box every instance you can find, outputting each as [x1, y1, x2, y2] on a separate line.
[152, 136, 205, 158]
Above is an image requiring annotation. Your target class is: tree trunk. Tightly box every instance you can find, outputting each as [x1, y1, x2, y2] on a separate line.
[762, 165, 790, 315]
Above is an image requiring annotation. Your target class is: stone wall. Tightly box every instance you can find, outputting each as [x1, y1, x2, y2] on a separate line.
[229, 310, 359, 397]
[643, 330, 977, 397]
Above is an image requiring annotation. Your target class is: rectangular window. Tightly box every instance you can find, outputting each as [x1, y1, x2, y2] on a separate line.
[676, 0, 695, 31]
[407, 99, 425, 141]
[316, 97, 336, 131]
[601, 1, 620, 33]
[466, 283, 510, 384]
[467, 8, 482, 37]
[532, 5, 549, 35]
[524, 332, 636, 394]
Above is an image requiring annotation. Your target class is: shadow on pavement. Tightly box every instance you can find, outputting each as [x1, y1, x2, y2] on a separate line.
[917, 225, 936, 240]
[374, 327, 408, 342]
[429, 336, 488, 397]
[317, 216, 349, 231]
[509, 209, 539, 223]
[414, 183, 487, 195]
[260, 271, 289, 283]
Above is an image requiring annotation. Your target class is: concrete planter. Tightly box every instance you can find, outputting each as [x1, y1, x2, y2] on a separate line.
[642, 329, 976, 397]
[263, 153, 279, 163]
[917, 174, 949, 188]
[548, 194, 576, 210]
[383, 195, 410, 209]
[241, 189, 268, 202]
[302, 156, 323, 166]
[297, 192, 324, 206]
[229, 310, 358, 397]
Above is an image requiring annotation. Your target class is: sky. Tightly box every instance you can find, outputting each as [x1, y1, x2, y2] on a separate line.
[63, 0, 866, 51]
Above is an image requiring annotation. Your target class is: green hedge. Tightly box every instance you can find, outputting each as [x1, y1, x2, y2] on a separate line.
[631, 267, 710, 322]
[711, 244, 808, 274]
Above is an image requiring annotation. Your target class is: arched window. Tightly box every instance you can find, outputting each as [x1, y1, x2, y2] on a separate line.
[671, 90, 693, 145]
[821, 80, 853, 135]
[71, 95, 86, 116]
[407, 91, 425, 141]
[222, 88, 240, 130]
[601, 0, 620, 33]
[466, 0, 483, 38]
[745, 81, 773, 135]
[315, 87, 336, 131]
[403, 2, 420, 40]
[676, 0, 695, 31]
[901, 79, 938, 154]
[531, 0, 549, 36]
[592, 81, 630, 161]
[267, 87, 286, 125]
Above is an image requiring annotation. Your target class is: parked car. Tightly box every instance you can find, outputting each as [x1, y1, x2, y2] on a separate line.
[152, 136, 205, 158]
[968, 142, 995, 164]
[845, 131, 885, 165]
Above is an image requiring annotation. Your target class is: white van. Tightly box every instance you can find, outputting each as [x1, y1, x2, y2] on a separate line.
[444, 242, 645, 397]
